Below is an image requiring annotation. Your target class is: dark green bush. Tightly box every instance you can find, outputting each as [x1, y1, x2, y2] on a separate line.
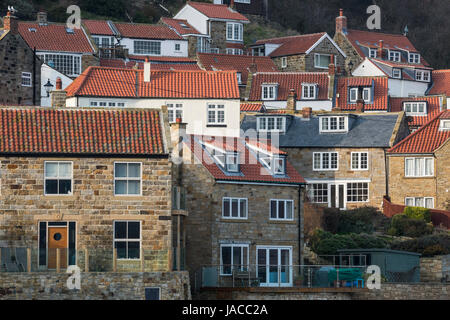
[322, 208, 340, 233]
[310, 229, 388, 255]
[390, 234, 450, 257]
[388, 214, 433, 237]
[403, 206, 431, 222]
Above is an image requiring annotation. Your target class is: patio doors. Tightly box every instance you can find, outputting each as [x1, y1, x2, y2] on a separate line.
[330, 183, 346, 209]
[257, 246, 292, 287]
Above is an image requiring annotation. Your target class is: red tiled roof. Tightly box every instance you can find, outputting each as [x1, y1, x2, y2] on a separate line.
[240, 103, 264, 112]
[66, 66, 240, 99]
[347, 77, 373, 87]
[197, 53, 277, 85]
[345, 29, 429, 66]
[18, 22, 94, 53]
[249, 72, 330, 101]
[100, 59, 201, 71]
[114, 23, 183, 40]
[160, 17, 201, 35]
[428, 70, 450, 96]
[388, 111, 450, 153]
[254, 33, 326, 57]
[186, 135, 305, 184]
[0, 107, 166, 155]
[336, 76, 388, 111]
[83, 20, 115, 36]
[187, 1, 249, 21]
[390, 96, 442, 127]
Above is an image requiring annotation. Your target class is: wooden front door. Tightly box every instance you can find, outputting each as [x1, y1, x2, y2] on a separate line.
[47, 227, 68, 269]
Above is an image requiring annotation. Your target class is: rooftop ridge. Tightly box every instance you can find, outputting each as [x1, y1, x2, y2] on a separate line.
[256, 32, 326, 43]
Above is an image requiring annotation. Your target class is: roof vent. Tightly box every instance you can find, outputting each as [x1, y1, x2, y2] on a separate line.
[65, 27, 75, 34]
[28, 28, 37, 32]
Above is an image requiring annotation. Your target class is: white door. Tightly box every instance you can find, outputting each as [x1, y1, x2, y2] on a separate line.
[257, 246, 292, 287]
[329, 183, 346, 209]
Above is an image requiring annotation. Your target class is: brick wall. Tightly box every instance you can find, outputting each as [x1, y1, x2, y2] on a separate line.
[0, 156, 173, 272]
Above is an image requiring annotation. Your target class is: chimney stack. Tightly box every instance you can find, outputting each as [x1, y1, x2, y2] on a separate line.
[377, 40, 384, 59]
[170, 115, 187, 161]
[230, 0, 235, 9]
[3, 10, 18, 35]
[37, 11, 48, 25]
[302, 107, 312, 119]
[50, 77, 67, 108]
[144, 57, 151, 83]
[286, 89, 296, 113]
[335, 8, 347, 35]
[328, 54, 335, 75]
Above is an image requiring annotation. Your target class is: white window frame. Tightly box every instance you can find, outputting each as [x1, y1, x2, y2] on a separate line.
[269, 199, 294, 221]
[346, 182, 370, 203]
[314, 53, 332, 69]
[261, 85, 277, 100]
[220, 243, 249, 276]
[236, 72, 242, 84]
[225, 153, 239, 172]
[313, 152, 339, 171]
[404, 157, 434, 177]
[415, 70, 430, 82]
[226, 22, 243, 41]
[392, 68, 402, 79]
[133, 40, 161, 55]
[281, 57, 287, 68]
[408, 53, 420, 64]
[226, 48, 243, 55]
[319, 116, 347, 133]
[257, 116, 286, 133]
[167, 103, 183, 123]
[44, 161, 73, 195]
[37, 52, 82, 77]
[235, 0, 251, 3]
[369, 48, 377, 58]
[307, 183, 329, 204]
[260, 155, 286, 175]
[21, 72, 32, 87]
[405, 197, 434, 209]
[389, 50, 401, 62]
[403, 102, 427, 116]
[113, 220, 142, 260]
[175, 43, 181, 52]
[349, 87, 371, 103]
[440, 120, 450, 131]
[114, 162, 143, 196]
[93, 36, 115, 48]
[351, 152, 369, 171]
[222, 197, 248, 219]
[207, 104, 225, 125]
[302, 83, 317, 100]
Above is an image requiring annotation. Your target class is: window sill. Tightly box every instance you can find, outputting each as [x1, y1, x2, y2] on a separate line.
[44, 195, 75, 200]
[113, 195, 145, 200]
[220, 218, 249, 223]
[206, 124, 227, 128]
[269, 220, 296, 224]
[404, 176, 435, 179]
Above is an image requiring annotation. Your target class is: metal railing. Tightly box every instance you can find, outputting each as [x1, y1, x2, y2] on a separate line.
[195, 264, 366, 290]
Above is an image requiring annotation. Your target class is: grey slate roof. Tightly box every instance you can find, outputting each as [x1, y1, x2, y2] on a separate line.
[241, 113, 400, 148]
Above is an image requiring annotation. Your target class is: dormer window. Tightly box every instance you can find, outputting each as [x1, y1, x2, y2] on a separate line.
[236, 72, 242, 85]
[392, 68, 402, 79]
[439, 120, 450, 131]
[369, 48, 377, 58]
[210, 147, 240, 173]
[260, 155, 286, 175]
[349, 87, 371, 103]
[226, 153, 239, 172]
[262, 84, 277, 100]
[403, 102, 427, 115]
[389, 50, 401, 62]
[257, 116, 286, 133]
[302, 83, 317, 100]
[320, 116, 348, 133]
[415, 70, 430, 82]
[409, 53, 420, 64]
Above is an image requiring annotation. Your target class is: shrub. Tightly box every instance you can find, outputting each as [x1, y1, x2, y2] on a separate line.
[310, 229, 388, 255]
[322, 208, 340, 233]
[388, 214, 433, 237]
[390, 234, 450, 257]
[403, 206, 431, 222]
[337, 207, 380, 234]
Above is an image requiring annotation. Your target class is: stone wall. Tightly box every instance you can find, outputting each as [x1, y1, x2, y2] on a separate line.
[0, 156, 173, 272]
[333, 32, 363, 75]
[285, 147, 388, 210]
[435, 141, 450, 210]
[210, 21, 227, 53]
[0, 32, 41, 105]
[81, 54, 99, 73]
[273, 55, 305, 73]
[420, 256, 446, 282]
[0, 271, 190, 300]
[353, 283, 450, 300]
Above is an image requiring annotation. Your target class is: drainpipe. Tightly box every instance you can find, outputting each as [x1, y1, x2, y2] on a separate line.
[33, 47, 36, 105]
[384, 149, 389, 198]
[298, 184, 304, 265]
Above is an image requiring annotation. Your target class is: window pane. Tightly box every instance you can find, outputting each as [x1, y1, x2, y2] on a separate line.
[222, 246, 231, 274]
[115, 241, 127, 259]
[128, 222, 140, 239]
[233, 247, 241, 269]
[46, 163, 58, 177]
[239, 199, 247, 218]
[425, 198, 433, 209]
[278, 201, 285, 219]
[425, 158, 433, 175]
[127, 242, 140, 259]
[45, 180, 58, 194]
[270, 200, 277, 219]
[405, 198, 414, 206]
[115, 163, 127, 177]
[415, 197, 424, 207]
[128, 180, 140, 195]
[115, 180, 127, 195]
[58, 179, 72, 194]
[58, 163, 71, 177]
[231, 199, 239, 217]
[128, 163, 141, 178]
[223, 199, 230, 217]
[286, 201, 293, 219]
[115, 222, 127, 239]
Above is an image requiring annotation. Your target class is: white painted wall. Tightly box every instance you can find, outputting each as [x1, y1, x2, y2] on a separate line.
[66, 97, 241, 137]
[265, 43, 281, 56]
[352, 59, 385, 77]
[388, 79, 429, 97]
[40, 64, 73, 107]
[261, 100, 332, 111]
[174, 5, 209, 35]
[119, 37, 188, 57]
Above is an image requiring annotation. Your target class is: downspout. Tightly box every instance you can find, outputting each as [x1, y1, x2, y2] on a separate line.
[298, 184, 304, 266]
[384, 149, 389, 199]
[33, 47, 36, 105]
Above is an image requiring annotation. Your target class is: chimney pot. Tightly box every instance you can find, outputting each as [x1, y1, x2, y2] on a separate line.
[340, 9, 343, 16]
[4, 10, 18, 34]
[55, 77, 62, 90]
[286, 89, 296, 113]
[378, 40, 384, 59]
[336, 9, 347, 34]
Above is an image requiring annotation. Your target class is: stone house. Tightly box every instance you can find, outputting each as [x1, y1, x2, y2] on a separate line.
[241, 110, 410, 210]
[18, 11, 98, 78]
[0, 106, 178, 273]
[197, 52, 277, 98]
[63, 65, 242, 137]
[387, 110, 450, 211]
[0, 10, 41, 105]
[174, 1, 249, 55]
[428, 70, 450, 107]
[173, 124, 306, 287]
[250, 32, 346, 73]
